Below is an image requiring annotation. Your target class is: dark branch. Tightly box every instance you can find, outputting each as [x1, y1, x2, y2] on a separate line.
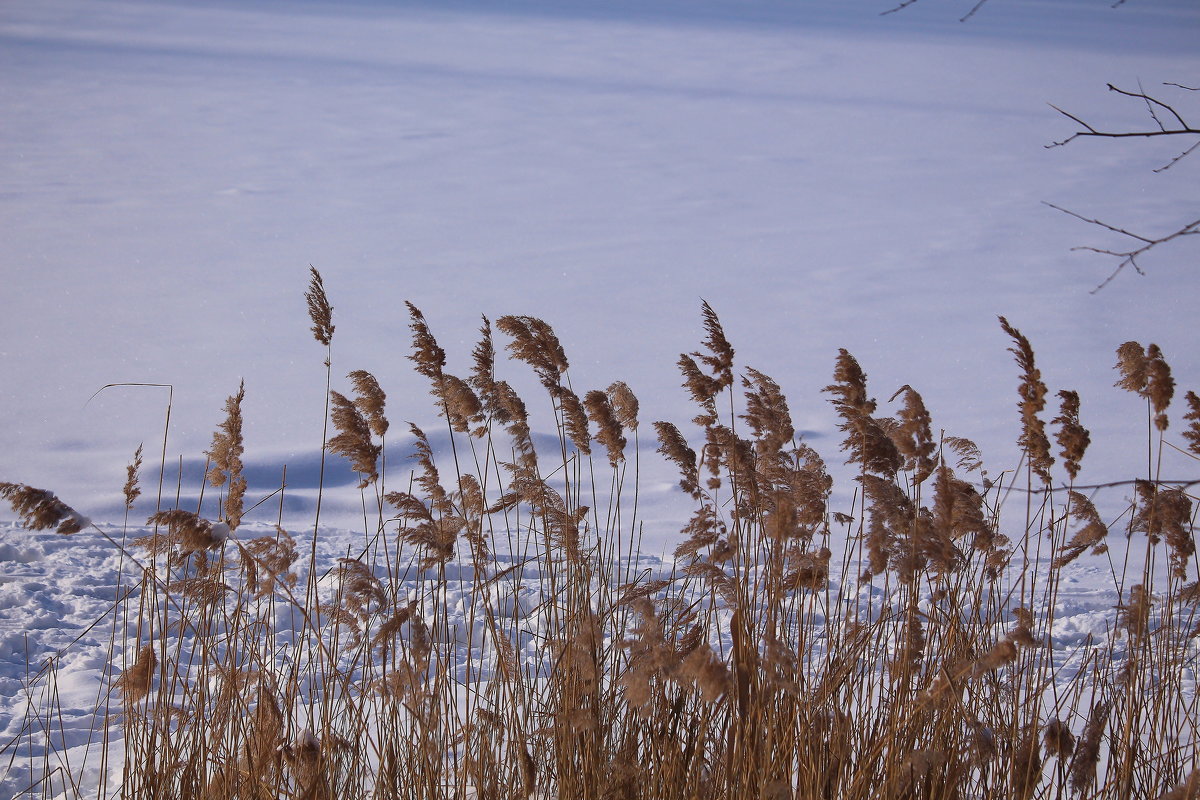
[1043, 202, 1200, 292]
[879, 0, 921, 17]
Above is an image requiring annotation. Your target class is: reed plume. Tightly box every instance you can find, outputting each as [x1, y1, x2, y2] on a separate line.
[999, 316, 1053, 483]
[606, 380, 639, 431]
[123, 444, 143, 511]
[584, 389, 625, 467]
[1051, 390, 1090, 481]
[327, 390, 381, 487]
[1052, 491, 1108, 568]
[497, 315, 568, 392]
[115, 645, 156, 704]
[0, 482, 88, 534]
[825, 349, 900, 477]
[347, 369, 389, 438]
[305, 266, 334, 347]
[1131, 482, 1194, 578]
[653, 422, 700, 499]
[889, 384, 936, 484]
[1116, 341, 1175, 431]
[206, 380, 247, 529]
[1069, 701, 1110, 794]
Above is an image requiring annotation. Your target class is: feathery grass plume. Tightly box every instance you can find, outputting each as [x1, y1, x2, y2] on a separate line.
[115, 644, 156, 703]
[239, 526, 299, 600]
[677, 353, 722, 419]
[493, 380, 538, 469]
[1132, 482, 1194, 578]
[457, 473, 489, 558]
[496, 315, 568, 392]
[932, 463, 992, 551]
[145, 509, 228, 554]
[1052, 491, 1109, 568]
[1115, 341, 1149, 394]
[943, 435, 984, 474]
[680, 641, 733, 703]
[407, 303, 486, 433]
[889, 384, 936, 484]
[825, 349, 900, 477]
[1154, 769, 1200, 800]
[0, 482, 88, 534]
[674, 503, 726, 560]
[1011, 727, 1044, 800]
[1116, 341, 1175, 431]
[606, 380, 639, 431]
[1118, 583, 1152, 641]
[387, 489, 461, 570]
[1052, 390, 1090, 481]
[327, 390, 381, 487]
[999, 316, 1054, 483]
[695, 300, 734, 392]
[1132, 479, 1193, 546]
[558, 387, 591, 456]
[1043, 718, 1076, 760]
[889, 612, 927, 676]
[583, 389, 625, 467]
[1009, 606, 1039, 647]
[370, 598, 418, 660]
[467, 316, 501, 435]
[654, 421, 700, 499]
[860, 474, 906, 579]
[741, 367, 795, 465]
[206, 380, 247, 529]
[969, 638, 1018, 678]
[1181, 389, 1200, 456]
[618, 597, 677, 714]
[347, 369, 388, 437]
[1069, 701, 1110, 794]
[248, 684, 284, 778]
[406, 301, 447, 382]
[171, 576, 229, 604]
[1147, 344, 1176, 431]
[305, 266, 334, 347]
[324, 557, 385, 649]
[782, 545, 832, 593]
[408, 423, 453, 515]
[861, 474, 918, 580]
[441, 373, 484, 434]
[123, 444, 143, 511]
[507, 463, 587, 560]
[789, 443, 832, 533]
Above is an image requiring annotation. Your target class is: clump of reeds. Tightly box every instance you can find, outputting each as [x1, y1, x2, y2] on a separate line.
[3, 272, 1199, 800]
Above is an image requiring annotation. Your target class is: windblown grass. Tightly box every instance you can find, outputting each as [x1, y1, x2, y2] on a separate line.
[3, 271, 1199, 799]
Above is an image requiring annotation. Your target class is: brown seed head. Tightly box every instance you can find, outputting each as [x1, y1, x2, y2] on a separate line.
[305, 266, 334, 347]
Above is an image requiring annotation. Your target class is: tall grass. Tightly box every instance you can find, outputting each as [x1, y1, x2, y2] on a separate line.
[3, 271, 1199, 799]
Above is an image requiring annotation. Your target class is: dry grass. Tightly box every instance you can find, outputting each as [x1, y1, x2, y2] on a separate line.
[3, 271, 1200, 799]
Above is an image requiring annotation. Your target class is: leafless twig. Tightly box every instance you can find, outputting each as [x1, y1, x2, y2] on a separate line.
[880, 0, 991, 21]
[1043, 202, 1200, 293]
[1048, 83, 1199, 171]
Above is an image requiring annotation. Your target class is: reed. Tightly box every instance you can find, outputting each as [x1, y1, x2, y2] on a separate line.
[3, 271, 1198, 799]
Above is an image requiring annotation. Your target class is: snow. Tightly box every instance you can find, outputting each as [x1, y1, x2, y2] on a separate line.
[1, 0, 1198, 796]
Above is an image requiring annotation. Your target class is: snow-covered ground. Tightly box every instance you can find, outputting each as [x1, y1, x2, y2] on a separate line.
[1, 0, 1198, 796]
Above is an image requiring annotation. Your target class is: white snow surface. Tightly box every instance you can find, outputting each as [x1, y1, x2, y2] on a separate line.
[1, 0, 1199, 796]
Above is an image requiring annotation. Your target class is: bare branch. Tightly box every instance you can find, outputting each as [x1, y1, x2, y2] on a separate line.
[1107, 83, 1191, 130]
[1047, 83, 1199, 153]
[1164, 82, 1199, 92]
[1155, 139, 1200, 173]
[959, 0, 991, 22]
[1043, 202, 1200, 292]
[879, 0, 921, 17]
